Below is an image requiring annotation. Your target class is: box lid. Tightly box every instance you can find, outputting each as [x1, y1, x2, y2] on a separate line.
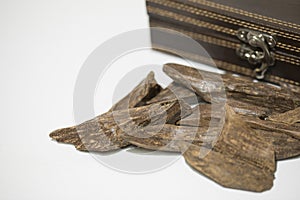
[177, 0, 300, 35]
[146, 0, 300, 87]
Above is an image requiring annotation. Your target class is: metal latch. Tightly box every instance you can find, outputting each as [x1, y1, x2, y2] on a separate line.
[236, 28, 277, 79]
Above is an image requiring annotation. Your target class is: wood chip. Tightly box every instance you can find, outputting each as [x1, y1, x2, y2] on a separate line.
[183, 105, 275, 192]
[110, 71, 162, 110]
[268, 107, 300, 125]
[50, 99, 191, 152]
[242, 116, 300, 160]
[50, 72, 162, 151]
[178, 103, 300, 160]
[147, 82, 201, 105]
[163, 63, 300, 113]
[121, 124, 219, 152]
[49, 64, 300, 192]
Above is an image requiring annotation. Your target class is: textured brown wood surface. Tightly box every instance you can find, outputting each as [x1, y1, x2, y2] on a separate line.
[50, 72, 162, 151]
[183, 105, 275, 192]
[110, 71, 162, 110]
[163, 63, 300, 113]
[121, 124, 219, 152]
[183, 144, 274, 192]
[269, 107, 300, 125]
[50, 99, 191, 152]
[163, 63, 226, 103]
[241, 116, 300, 160]
[147, 82, 201, 105]
[122, 104, 276, 192]
[49, 65, 300, 192]
[178, 103, 300, 160]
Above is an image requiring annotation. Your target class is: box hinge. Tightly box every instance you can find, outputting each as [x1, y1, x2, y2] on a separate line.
[236, 29, 277, 79]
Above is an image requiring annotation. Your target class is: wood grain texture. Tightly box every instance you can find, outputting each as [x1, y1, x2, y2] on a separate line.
[121, 124, 220, 152]
[183, 105, 275, 192]
[110, 71, 162, 110]
[122, 104, 276, 192]
[147, 82, 201, 105]
[163, 63, 300, 113]
[178, 103, 300, 160]
[50, 99, 191, 152]
[241, 116, 300, 160]
[49, 64, 300, 192]
[269, 107, 300, 125]
[50, 72, 162, 151]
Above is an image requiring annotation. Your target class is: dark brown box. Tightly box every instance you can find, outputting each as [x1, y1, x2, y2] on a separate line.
[147, 0, 300, 89]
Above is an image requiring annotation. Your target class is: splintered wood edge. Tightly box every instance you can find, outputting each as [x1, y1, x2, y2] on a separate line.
[110, 71, 162, 111]
[50, 71, 163, 151]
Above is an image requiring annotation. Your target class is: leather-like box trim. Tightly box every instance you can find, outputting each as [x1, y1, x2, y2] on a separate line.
[146, 0, 300, 86]
[150, 19, 300, 86]
[173, 0, 300, 35]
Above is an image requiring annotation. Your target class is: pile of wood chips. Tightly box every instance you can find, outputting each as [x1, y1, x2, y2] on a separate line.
[50, 63, 300, 192]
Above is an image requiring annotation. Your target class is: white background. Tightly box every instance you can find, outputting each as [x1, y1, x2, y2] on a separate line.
[0, 0, 299, 199]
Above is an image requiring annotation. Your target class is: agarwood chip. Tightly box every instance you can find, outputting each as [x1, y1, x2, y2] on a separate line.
[50, 99, 191, 152]
[122, 103, 276, 192]
[184, 144, 275, 192]
[177, 103, 223, 127]
[227, 99, 273, 117]
[183, 105, 275, 192]
[163, 63, 226, 103]
[177, 99, 270, 127]
[268, 107, 300, 125]
[50, 72, 162, 151]
[147, 82, 201, 105]
[178, 100, 272, 127]
[49, 63, 300, 192]
[121, 124, 220, 152]
[163, 63, 300, 113]
[110, 71, 162, 110]
[243, 117, 300, 160]
[178, 103, 300, 160]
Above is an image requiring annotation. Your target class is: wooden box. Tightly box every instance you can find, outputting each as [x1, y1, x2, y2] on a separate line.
[147, 0, 300, 89]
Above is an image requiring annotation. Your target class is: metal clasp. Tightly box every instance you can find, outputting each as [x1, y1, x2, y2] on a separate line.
[236, 29, 276, 79]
